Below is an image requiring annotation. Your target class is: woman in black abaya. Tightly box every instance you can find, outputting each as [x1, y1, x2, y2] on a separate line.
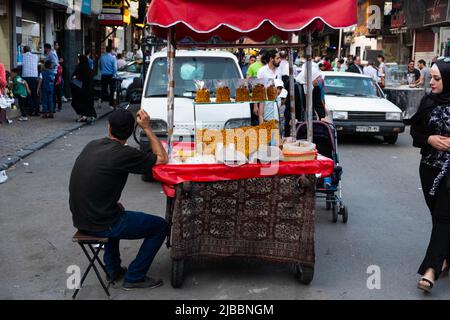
[410, 58, 450, 293]
[71, 54, 96, 122]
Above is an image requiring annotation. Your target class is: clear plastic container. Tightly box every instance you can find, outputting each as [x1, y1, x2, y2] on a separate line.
[214, 79, 231, 103]
[194, 79, 211, 103]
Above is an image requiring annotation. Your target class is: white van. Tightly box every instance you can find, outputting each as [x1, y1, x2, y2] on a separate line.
[140, 50, 251, 138]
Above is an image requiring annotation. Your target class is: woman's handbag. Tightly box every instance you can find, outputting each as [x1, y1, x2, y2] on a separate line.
[71, 78, 83, 89]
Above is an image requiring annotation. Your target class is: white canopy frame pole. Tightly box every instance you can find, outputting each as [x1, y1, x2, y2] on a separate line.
[288, 33, 296, 139]
[306, 30, 313, 143]
[166, 27, 176, 158]
[338, 28, 343, 58]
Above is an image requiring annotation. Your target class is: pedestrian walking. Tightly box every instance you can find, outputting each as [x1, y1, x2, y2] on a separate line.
[53, 57, 64, 112]
[363, 60, 379, 82]
[41, 60, 55, 118]
[257, 50, 282, 123]
[409, 58, 450, 293]
[21, 46, 40, 116]
[296, 64, 329, 121]
[0, 62, 12, 124]
[69, 108, 169, 289]
[117, 54, 126, 69]
[415, 59, 432, 93]
[406, 60, 421, 85]
[347, 56, 363, 74]
[44, 43, 59, 75]
[99, 46, 117, 107]
[377, 55, 386, 89]
[246, 50, 265, 79]
[85, 49, 95, 71]
[71, 54, 96, 122]
[241, 55, 256, 78]
[11, 67, 30, 121]
[334, 58, 346, 72]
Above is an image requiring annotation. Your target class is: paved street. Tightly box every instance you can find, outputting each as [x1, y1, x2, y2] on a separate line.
[0, 116, 449, 300]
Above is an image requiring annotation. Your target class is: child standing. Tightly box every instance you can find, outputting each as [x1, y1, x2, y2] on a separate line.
[11, 67, 31, 121]
[41, 60, 55, 118]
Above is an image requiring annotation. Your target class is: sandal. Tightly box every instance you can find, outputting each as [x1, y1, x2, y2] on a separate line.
[417, 277, 434, 293]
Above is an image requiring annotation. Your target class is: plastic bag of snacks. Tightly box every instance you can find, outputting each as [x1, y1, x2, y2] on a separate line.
[194, 80, 211, 103]
[249, 78, 267, 101]
[234, 79, 250, 102]
[214, 79, 231, 103]
[265, 78, 278, 101]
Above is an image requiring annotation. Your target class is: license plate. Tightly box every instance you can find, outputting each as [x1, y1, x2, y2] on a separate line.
[356, 126, 380, 132]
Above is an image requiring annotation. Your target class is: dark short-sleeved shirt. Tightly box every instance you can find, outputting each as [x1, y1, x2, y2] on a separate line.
[69, 138, 157, 232]
[406, 69, 421, 82]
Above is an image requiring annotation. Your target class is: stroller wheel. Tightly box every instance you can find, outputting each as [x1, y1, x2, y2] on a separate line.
[326, 194, 332, 210]
[331, 203, 338, 223]
[340, 206, 348, 223]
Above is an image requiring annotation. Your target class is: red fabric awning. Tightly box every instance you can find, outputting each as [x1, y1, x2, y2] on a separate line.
[146, 0, 357, 42]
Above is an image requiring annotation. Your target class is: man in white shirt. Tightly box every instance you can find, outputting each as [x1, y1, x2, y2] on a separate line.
[257, 50, 281, 123]
[278, 51, 289, 77]
[21, 46, 40, 116]
[363, 60, 379, 82]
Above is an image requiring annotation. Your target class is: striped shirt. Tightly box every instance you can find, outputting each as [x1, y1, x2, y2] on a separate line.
[21, 52, 39, 78]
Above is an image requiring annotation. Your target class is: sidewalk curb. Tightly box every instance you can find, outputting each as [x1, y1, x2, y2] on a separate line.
[0, 110, 113, 171]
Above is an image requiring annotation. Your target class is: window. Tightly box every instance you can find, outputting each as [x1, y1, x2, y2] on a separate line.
[120, 62, 142, 73]
[145, 57, 241, 97]
[324, 76, 382, 98]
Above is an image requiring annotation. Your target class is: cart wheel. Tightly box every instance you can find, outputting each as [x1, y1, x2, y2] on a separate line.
[296, 264, 314, 285]
[331, 202, 338, 223]
[326, 194, 331, 210]
[340, 206, 348, 224]
[171, 259, 184, 288]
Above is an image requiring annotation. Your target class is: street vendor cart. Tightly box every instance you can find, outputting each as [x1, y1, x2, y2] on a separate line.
[145, 0, 356, 287]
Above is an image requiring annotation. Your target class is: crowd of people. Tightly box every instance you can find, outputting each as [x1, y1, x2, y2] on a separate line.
[0, 43, 144, 125]
[236, 49, 442, 136]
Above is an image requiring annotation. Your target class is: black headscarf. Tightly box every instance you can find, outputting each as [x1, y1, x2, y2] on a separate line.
[407, 58, 450, 125]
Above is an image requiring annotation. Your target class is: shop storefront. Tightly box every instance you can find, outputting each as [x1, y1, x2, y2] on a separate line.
[0, 0, 12, 70]
[21, 3, 44, 55]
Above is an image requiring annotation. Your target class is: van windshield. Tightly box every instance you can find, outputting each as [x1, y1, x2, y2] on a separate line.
[324, 76, 383, 98]
[145, 56, 241, 97]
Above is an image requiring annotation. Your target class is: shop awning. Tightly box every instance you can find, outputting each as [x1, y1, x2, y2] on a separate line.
[146, 0, 357, 42]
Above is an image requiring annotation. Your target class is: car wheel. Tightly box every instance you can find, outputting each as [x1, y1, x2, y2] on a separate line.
[129, 88, 142, 104]
[384, 134, 398, 144]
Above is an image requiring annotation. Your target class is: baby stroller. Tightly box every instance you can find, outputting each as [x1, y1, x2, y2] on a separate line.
[296, 121, 348, 223]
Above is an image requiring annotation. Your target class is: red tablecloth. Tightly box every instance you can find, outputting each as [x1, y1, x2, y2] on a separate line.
[153, 155, 334, 197]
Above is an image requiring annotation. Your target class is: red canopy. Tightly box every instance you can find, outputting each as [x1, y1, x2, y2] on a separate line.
[147, 0, 357, 42]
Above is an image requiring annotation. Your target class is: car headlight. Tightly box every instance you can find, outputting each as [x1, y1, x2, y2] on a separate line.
[332, 111, 348, 120]
[150, 119, 168, 134]
[224, 118, 251, 129]
[386, 112, 402, 121]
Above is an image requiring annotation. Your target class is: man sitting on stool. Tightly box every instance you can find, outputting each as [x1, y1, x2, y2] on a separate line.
[69, 109, 169, 289]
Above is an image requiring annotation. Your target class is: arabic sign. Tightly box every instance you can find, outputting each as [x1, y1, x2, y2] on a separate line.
[424, 0, 449, 26]
[102, 0, 124, 8]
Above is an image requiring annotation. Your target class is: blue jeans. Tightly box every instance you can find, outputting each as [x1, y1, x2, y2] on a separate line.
[87, 211, 169, 283]
[23, 77, 39, 114]
[41, 89, 54, 113]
